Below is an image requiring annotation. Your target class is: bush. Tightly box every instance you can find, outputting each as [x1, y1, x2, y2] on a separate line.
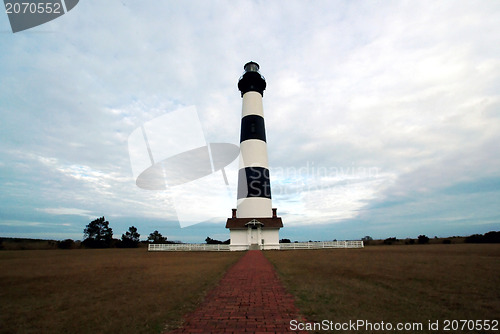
[465, 234, 482, 243]
[483, 231, 500, 243]
[205, 237, 229, 244]
[57, 239, 75, 249]
[384, 237, 398, 245]
[418, 235, 429, 244]
[442, 239, 451, 244]
[465, 231, 500, 243]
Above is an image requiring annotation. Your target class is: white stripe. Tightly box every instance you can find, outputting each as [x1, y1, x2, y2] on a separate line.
[241, 91, 264, 118]
[239, 140, 269, 169]
[237, 197, 272, 218]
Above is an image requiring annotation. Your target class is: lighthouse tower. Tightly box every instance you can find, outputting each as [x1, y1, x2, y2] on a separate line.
[226, 62, 283, 251]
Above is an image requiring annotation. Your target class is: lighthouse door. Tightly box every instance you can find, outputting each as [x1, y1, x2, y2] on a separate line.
[250, 227, 258, 244]
[247, 220, 262, 250]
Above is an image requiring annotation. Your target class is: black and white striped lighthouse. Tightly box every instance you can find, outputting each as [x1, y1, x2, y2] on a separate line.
[237, 61, 272, 217]
[226, 62, 283, 251]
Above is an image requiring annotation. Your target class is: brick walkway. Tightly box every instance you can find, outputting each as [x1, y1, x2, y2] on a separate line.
[165, 250, 308, 334]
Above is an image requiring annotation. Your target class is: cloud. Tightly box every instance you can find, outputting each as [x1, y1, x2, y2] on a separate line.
[0, 0, 499, 241]
[269, 160, 397, 226]
[36, 207, 94, 218]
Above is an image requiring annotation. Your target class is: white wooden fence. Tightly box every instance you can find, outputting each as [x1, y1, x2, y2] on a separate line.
[148, 240, 363, 251]
[148, 243, 230, 251]
[279, 240, 364, 250]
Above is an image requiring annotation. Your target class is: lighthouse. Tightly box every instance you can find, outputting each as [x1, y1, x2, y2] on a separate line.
[226, 62, 283, 251]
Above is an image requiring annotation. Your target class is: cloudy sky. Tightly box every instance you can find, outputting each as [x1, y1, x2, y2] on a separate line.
[1, 0, 499, 243]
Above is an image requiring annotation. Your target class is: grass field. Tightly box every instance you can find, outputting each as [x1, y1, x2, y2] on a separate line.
[266, 244, 500, 333]
[0, 249, 242, 334]
[1, 245, 499, 334]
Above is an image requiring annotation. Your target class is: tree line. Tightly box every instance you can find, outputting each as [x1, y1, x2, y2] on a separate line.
[361, 231, 500, 246]
[80, 216, 174, 248]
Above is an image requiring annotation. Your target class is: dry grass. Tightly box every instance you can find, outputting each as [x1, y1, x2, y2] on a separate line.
[266, 244, 500, 333]
[2, 245, 498, 334]
[0, 249, 242, 334]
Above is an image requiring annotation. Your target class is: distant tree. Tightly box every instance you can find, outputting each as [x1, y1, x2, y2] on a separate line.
[405, 238, 415, 245]
[57, 239, 75, 249]
[465, 231, 500, 243]
[83, 217, 113, 248]
[384, 237, 398, 245]
[417, 235, 429, 244]
[465, 234, 482, 243]
[148, 230, 166, 244]
[279, 238, 291, 243]
[361, 236, 373, 245]
[483, 231, 500, 243]
[120, 226, 140, 248]
[205, 237, 224, 244]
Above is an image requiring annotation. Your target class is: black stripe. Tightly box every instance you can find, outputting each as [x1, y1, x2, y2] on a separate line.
[240, 114, 266, 143]
[238, 71, 266, 97]
[237, 167, 272, 199]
